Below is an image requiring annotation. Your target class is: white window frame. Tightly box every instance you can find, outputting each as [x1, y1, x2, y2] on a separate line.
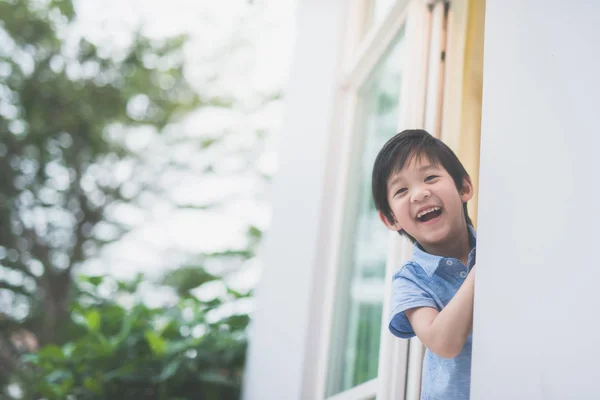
[299, 1, 474, 400]
[301, 1, 431, 400]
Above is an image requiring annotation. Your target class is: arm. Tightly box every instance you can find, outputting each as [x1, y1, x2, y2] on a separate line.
[405, 267, 475, 359]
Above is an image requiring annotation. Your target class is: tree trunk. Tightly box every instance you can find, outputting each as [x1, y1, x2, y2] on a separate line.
[38, 272, 72, 345]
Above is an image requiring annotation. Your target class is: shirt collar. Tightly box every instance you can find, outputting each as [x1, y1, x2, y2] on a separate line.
[412, 225, 477, 277]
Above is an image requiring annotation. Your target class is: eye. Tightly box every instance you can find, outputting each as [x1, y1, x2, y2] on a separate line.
[424, 175, 439, 182]
[393, 187, 407, 197]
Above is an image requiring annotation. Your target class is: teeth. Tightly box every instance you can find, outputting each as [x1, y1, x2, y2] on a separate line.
[417, 207, 440, 218]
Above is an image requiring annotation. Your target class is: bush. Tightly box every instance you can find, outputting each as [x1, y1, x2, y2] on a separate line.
[13, 273, 249, 400]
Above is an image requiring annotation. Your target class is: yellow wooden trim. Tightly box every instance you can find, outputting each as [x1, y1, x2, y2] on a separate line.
[441, 0, 486, 227]
[458, 0, 486, 226]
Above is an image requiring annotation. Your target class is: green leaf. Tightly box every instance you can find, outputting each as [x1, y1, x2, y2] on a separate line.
[21, 351, 39, 362]
[117, 274, 144, 293]
[198, 370, 235, 386]
[38, 345, 64, 361]
[102, 363, 137, 381]
[226, 287, 252, 299]
[86, 310, 101, 332]
[58, 375, 75, 396]
[166, 338, 192, 355]
[72, 309, 102, 333]
[83, 376, 102, 394]
[80, 275, 104, 287]
[161, 266, 218, 296]
[158, 359, 181, 381]
[200, 137, 219, 148]
[46, 369, 71, 383]
[145, 330, 167, 355]
[221, 314, 250, 331]
[62, 342, 76, 357]
[50, 0, 76, 20]
[247, 225, 262, 240]
[112, 312, 134, 346]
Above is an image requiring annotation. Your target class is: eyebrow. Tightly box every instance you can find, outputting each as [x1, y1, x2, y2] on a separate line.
[418, 164, 438, 172]
[387, 175, 403, 190]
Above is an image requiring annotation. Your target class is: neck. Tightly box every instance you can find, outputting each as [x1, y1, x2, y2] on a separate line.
[422, 225, 471, 266]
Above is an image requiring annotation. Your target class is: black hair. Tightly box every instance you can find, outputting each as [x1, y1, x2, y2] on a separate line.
[371, 129, 472, 241]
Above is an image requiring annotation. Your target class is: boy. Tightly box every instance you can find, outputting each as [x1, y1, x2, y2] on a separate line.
[372, 129, 476, 400]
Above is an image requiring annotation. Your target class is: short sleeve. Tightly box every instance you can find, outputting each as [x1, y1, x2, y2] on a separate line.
[389, 274, 439, 339]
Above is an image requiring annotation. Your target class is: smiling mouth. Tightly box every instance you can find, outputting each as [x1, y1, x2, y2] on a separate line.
[416, 206, 442, 222]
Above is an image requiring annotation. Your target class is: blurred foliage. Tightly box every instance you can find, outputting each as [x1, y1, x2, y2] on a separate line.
[0, 0, 271, 397]
[11, 271, 250, 400]
[0, 0, 201, 351]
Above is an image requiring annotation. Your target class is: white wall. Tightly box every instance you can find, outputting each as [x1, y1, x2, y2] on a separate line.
[242, 0, 348, 399]
[473, 1, 600, 399]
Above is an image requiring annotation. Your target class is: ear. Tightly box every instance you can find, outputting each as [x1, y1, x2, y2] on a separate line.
[460, 176, 474, 203]
[378, 210, 402, 231]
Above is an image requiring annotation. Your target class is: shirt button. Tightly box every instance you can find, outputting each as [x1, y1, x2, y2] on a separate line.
[445, 260, 453, 266]
[459, 271, 468, 278]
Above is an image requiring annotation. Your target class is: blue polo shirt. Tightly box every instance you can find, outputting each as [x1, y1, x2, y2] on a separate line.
[389, 227, 476, 400]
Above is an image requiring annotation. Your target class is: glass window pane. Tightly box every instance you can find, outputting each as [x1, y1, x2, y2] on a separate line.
[325, 27, 406, 397]
[364, 0, 397, 35]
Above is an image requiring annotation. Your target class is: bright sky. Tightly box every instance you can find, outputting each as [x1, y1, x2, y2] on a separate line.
[75, 0, 294, 94]
[72, 0, 297, 285]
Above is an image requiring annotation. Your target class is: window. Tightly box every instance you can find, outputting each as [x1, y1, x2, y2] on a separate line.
[311, 2, 436, 399]
[305, 1, 481, 399]
[363, 0, 397, 34]
[325, 29, 406, 397]
[242, 0, 484, 399]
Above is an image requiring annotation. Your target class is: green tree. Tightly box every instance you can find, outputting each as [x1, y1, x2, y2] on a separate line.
[0, 0, 202, 355]
[17, 271, 251, 400]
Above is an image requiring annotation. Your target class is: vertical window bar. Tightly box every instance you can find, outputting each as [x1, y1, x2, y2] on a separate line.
[424, 1, 450, 138]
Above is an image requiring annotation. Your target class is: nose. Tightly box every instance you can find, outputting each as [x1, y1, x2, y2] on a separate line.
[410, 186, 431, 203]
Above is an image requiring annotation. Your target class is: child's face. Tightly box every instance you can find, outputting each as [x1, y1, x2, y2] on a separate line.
[379, 154, 473, 249]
